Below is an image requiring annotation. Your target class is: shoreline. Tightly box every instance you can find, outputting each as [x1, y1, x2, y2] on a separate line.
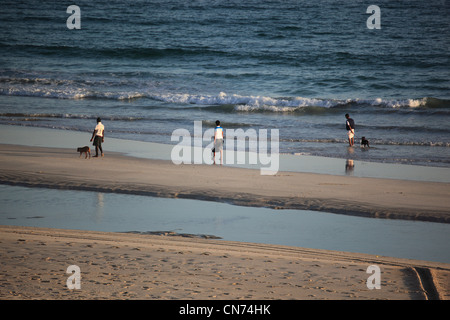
[1, 124, 450, 183]
[1, 225, 449, 300]
[0, 143, 449, 223]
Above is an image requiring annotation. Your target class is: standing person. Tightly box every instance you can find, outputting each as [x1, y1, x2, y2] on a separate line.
[90, 117, 105, 157]
[345, 114, 355, 146]
[214, 120, 224, 164]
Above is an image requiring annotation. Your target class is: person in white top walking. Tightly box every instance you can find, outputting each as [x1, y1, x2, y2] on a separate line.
[214, 120, 224, 164]
[90, 117, 105, 157]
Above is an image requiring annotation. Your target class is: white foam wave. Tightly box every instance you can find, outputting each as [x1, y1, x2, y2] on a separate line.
[1, 86, 146, 100]
[151, 92, 432, 110]
[151, 92, 338, 110]
[368, 97, 428, 108]
[0, 76, 435, 110]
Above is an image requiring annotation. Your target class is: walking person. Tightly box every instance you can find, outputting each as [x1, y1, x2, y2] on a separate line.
[214, 120, 224, 164]
[345, 114, 355, 147]
[90, 117, 105, 157]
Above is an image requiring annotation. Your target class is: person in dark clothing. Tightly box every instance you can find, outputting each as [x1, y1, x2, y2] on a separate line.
[345, 114, 355, 146]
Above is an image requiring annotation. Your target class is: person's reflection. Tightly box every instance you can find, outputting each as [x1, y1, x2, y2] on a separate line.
[345, 159, 354, 175]
[94, 193, 105, 222]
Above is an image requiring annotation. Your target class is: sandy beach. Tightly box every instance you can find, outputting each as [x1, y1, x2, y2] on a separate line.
[0, 143, 449, 300]
[1, 225, 449, 300]
[0, 143, 449, 223]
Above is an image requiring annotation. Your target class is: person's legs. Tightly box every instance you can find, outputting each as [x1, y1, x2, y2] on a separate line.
[218, 139, 223, 164]
[214, 139, 223, 164]
[348, 130, 354, 146]
[93, 137, 103, 157]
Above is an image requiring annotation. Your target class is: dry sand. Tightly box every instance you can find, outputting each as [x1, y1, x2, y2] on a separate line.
[0, 225, 449, 300]
[0, 143, 449, 300]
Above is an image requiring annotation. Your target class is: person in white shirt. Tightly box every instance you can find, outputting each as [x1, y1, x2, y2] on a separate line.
[214, 120, 224, 164]
[90, 117, 105, 157]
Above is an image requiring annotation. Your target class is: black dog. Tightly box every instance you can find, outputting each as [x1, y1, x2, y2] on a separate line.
[361, 137, 370, 148]
[77, 146, 91, 159]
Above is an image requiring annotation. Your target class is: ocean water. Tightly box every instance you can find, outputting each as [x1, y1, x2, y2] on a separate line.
[1, 0, 449, 167]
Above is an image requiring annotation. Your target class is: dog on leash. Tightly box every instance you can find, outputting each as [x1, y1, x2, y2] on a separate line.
[77, 146, 91, 159]
[361, 137, 370, 148]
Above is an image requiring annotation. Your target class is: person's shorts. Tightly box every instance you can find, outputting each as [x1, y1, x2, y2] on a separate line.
[214, 139, 223, 150]
[348, 130, 355, 139]
[93, 136, 103, 147]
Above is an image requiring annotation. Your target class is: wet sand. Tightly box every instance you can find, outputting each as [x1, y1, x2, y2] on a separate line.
[0, 144, 449, 223]
[0, 225, 449, 300]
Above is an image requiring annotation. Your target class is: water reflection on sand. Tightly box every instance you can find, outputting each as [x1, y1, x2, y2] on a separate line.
[0, 184, 449, 264]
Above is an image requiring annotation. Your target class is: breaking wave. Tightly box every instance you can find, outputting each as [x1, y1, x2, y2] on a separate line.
[1, 75, 449, 111]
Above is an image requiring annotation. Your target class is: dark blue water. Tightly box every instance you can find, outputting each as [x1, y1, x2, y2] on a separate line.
[1, 0, 449, 166]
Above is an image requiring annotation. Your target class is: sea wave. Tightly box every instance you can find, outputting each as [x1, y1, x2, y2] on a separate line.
[149, 92, 450, 111]
[0, 113, 254, 130]
[150, 92, 338, 109]
[0, 113, 144, 121]
[1, 75, 449, 110]
[0, 86, 146, 101]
